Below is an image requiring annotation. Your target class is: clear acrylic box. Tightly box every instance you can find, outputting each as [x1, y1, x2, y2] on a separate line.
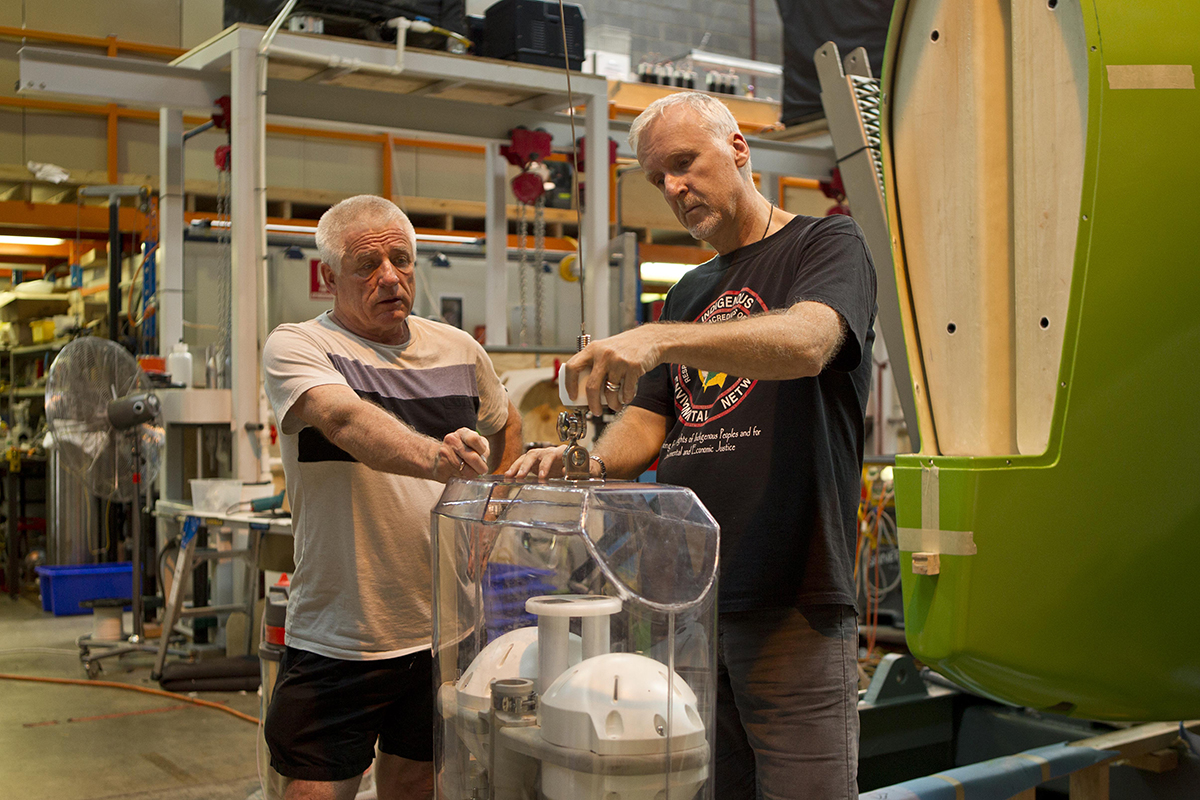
[432, 477, 719, 800]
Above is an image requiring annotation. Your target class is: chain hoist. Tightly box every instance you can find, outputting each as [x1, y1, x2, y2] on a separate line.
[212, 96, 233, 388]
[516, 202, 529, 346]
[502, 127, 552, 349]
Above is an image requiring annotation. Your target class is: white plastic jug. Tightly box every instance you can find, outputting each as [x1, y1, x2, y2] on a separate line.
[167, 341, 193, 387]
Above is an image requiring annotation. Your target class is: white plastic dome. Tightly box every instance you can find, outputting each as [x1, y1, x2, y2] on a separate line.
[455, 627, 582, 711]
[539, 652, 705, 756]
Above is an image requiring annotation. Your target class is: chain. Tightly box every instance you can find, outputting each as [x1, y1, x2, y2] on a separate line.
[850, 75, 885, 192]
[215, 165, 232, 388]
[517, 202, 529, 347]
[533, 195, 546, 347]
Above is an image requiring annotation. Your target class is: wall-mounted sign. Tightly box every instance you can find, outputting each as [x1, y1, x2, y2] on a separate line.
[310, 259, 334, 300]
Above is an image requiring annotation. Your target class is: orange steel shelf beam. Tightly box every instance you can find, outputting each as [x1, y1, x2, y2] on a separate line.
[779, 176, 822, 191]
[0, 26, 187, 58]
[0, 200, 145, 232]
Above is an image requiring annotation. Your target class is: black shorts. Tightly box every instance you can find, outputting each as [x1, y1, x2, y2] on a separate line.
[265, 646, 434, 782]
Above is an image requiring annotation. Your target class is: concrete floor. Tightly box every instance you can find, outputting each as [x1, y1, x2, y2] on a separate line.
[0, 593, 262, 800]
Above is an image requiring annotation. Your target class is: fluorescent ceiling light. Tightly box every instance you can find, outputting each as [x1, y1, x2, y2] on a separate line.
[640, 261, 698, 284]
[415, 233, 482, 244]
[192, 220, 480, 245]
[195, 220, 319, 234]
[0, 235, 66, 246]
[688, 50, 782, 77]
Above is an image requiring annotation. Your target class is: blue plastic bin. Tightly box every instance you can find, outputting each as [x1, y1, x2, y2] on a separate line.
[35, 563, 132, 617]
[483, 563, 557, 637]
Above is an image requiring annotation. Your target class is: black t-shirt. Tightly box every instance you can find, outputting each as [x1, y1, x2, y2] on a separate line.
[631, 214, 877, 612]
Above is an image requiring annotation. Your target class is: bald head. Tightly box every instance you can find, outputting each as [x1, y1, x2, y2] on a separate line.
[316, 195, 416, 273]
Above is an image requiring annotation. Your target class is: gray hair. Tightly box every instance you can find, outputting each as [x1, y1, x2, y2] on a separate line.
[315, 195, 416, 272]
[628, 92, 752, 180]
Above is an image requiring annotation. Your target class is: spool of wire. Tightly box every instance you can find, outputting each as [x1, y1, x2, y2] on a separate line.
[92, 605, 125, 641]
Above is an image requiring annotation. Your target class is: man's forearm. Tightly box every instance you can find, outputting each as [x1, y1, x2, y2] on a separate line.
[322, 398, 439, 478]
[488, 402, 524, 473]
[593, 407, 669, 479]
[654, 302, 844, 381]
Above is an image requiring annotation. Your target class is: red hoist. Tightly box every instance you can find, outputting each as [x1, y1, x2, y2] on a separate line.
[501, 127, 553, 347]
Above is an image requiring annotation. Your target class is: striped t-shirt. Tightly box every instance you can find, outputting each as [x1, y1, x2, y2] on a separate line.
[262, 311, 508, 660]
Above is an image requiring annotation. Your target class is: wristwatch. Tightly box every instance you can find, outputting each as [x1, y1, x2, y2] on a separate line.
[589, 454, 607, 480]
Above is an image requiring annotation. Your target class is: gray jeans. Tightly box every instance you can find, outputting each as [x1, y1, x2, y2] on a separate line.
[716, 604, 860, 800]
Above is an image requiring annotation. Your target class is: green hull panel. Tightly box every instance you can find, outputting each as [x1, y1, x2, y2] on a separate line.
[886, 0, 1200, 720]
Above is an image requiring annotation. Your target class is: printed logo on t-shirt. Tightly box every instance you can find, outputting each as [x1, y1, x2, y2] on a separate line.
[672, 287, 766, 428]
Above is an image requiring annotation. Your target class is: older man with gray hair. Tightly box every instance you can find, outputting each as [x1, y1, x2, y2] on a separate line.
[263, 195, 521, 800]
[509, 92, 877, 798]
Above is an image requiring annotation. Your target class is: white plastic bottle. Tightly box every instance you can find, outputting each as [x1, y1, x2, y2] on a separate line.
[167, 341, 193, 387]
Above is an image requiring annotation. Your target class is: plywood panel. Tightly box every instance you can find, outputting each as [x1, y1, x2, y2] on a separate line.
[0, 42, 20, 101]
[301, 138, 379, 196]
[782, 185, 834, 218]
[117, 118, 160, 179]
[413, 149, 485, 202]
[0, 110, 23, 166]
[1011, 0, 1087, 455]
[0, 2, 21, 27]
[24, 112, 107, 174]
[892, 0, 1016, 456]
[391, 147, 418, 202]
[181, 0, 224, 50]
[24, 0, 183, 48]
[264, 135, 307, 190]
[182, 127, 224, 186]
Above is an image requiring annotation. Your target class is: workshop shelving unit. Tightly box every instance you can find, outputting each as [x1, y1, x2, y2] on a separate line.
[16, 24, 835, 485]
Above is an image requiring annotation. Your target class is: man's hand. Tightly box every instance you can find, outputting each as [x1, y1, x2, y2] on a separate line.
[505, 444, 569, 481]
[431, 427, 490, 482]
[564, 326, 668, 416]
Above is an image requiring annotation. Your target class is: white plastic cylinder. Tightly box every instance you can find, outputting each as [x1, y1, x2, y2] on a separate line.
[167, 341, 193, 387]
[536, 615, 569, 695]
[581, 616, 609, 661]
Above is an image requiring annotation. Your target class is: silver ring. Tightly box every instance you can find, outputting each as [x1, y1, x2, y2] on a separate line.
[605, 381, 621, 392]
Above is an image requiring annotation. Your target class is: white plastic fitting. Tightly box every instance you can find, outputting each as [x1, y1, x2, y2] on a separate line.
[526, 595, 622, 694]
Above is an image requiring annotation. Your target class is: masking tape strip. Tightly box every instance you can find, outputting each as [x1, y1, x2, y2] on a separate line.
[932, 774, 965, 800]
[1014, 752, 1052, 782]
[921, 464, 939, 530]
[1107, 64, 1195, 90]
[898, 527, 977, 556]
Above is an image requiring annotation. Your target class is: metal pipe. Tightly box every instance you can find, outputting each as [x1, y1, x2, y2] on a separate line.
[253, 1, 296, 482]
[108, 199, 120, 341]
[749, 0, 757, 62]
[182, 119, 215, 141]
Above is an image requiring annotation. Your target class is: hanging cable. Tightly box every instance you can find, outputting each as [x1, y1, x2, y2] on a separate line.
[126, 242, 159, 329]
[555, 0, 586, 336]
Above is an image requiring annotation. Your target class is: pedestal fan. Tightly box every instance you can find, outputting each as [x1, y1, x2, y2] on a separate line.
[45, 337, 168, 676]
